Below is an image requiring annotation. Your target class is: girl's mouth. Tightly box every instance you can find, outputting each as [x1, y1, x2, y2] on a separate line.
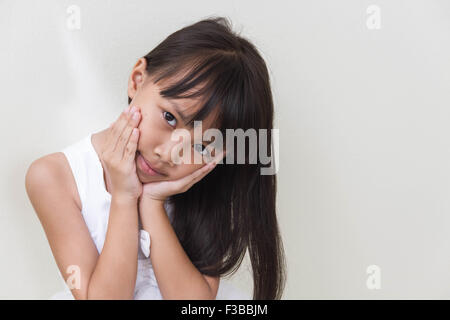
[136, 151, 165, 176]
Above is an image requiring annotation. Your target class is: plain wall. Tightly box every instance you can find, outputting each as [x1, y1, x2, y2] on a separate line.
[1, 0, 450, 299]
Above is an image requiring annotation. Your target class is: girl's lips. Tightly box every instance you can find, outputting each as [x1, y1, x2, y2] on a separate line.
[137, 151, 164, 176]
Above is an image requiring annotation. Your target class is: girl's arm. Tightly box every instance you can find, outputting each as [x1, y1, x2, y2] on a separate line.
[88, 105, 143, 299]
[139, 197, 219, 300]
[87, 195, 139, 299]
[25, 156, 139, 300]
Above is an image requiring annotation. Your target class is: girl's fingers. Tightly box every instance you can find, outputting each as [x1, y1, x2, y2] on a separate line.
[210, 149, 226, 164]
[176, 149, 226, 190]
[175, 160, 217, 191]
[123, 128, 139, 162]
[116, 109, 141, 158]
[106, 106, 130, 151]
[106, 105, 135, 153]
[202, 149, 225, 168]
[187, 149, 226, 186]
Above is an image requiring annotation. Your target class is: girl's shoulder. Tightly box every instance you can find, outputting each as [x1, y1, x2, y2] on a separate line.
[27, 152, 82, 212]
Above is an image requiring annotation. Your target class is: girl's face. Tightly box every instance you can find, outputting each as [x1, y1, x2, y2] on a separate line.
[128, 59, 221, 183]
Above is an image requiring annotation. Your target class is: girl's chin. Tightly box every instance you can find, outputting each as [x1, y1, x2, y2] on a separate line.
[136, 167, 167, 183]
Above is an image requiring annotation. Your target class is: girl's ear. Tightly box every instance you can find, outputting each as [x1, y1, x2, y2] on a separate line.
[127, 58, 147, 102]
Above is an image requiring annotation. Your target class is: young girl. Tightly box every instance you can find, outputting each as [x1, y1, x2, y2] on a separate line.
[25, 16, 286, 300]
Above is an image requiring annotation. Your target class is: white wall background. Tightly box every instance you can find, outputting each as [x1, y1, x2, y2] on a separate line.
[1, 0, 449, 299]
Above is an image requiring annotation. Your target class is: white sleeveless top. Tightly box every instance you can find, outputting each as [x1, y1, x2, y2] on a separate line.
[49, 132, 250, 300]
[50, 132, 172, 299]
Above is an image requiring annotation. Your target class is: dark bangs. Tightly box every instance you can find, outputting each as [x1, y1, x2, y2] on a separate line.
[148, 52, 245, 135]
[132, 17, 263, 138]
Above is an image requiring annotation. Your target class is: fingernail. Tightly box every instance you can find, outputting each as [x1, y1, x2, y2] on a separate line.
[133, 112, 139, 120]
[130, 106, 137, 114]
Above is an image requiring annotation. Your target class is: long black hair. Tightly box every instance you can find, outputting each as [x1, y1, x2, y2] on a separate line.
[129, 16, 287, 299]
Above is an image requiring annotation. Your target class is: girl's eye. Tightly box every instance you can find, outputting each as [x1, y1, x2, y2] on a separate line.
[193, 143, 209, 156]
[164, 110, 208, 157]
[163, 111, 177, 127]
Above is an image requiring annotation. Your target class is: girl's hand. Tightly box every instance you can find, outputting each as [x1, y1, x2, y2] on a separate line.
[99, 105, 143, 202]
[140, 150, 226, 202]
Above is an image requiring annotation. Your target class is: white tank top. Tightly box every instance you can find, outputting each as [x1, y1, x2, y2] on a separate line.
[51, 132, 172, 299]
[49, 132, 249, 300]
